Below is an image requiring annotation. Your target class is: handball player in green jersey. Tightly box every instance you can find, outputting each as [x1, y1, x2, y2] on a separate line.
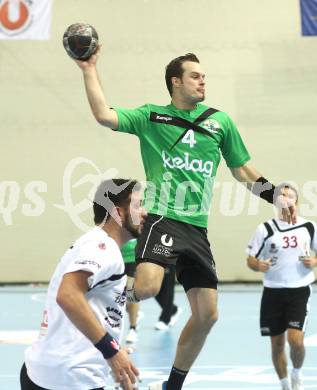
[74, 49, 296, 390]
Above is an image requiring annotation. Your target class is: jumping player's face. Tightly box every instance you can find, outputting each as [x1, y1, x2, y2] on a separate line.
[177, 61, 206, 103]
[122, 190, 146, 238]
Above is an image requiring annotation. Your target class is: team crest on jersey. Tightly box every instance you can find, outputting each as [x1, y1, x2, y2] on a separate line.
[269, 243, 279, 254]
[201, 119, 221, 134]
[98, 242, 106, 250]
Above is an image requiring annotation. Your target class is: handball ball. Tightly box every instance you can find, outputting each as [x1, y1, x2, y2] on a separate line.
[63, 23, 98, 60]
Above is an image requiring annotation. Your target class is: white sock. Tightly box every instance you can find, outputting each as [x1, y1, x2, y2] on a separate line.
[280, 377, 290, 387]
[292, 368, 302, 377]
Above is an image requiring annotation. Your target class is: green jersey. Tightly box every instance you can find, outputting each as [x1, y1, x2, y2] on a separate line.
[114, 103, 250, 227]
[121, 239, 137, 263]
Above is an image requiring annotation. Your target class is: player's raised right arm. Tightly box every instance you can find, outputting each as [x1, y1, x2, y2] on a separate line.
[75, 48, 119, 130]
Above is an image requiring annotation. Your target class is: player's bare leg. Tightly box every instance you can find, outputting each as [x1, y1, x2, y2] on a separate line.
[133, 262, 165, 300]
[287, 329, 305, 390]
[173, 288, 218, 370]
[271, 334, 288, 379]
[287, 329, 305, 368]
[125, 295, 140, 344]
[127, 302, 139, 328]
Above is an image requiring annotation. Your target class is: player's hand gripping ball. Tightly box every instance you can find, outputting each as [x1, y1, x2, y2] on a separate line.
[63, 23, 98, 60]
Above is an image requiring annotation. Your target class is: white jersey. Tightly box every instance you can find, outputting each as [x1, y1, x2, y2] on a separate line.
[246, 217, 317, 288]
[25, 227, 127, 390]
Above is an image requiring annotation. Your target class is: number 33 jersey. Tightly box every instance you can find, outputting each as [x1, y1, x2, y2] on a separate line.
[247, 217, 317, 288]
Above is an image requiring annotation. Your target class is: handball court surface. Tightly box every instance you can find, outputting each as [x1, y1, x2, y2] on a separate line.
[1, 284, 317, 389]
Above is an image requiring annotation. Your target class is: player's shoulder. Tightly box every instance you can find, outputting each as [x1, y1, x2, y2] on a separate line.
[296, 216, 316, 225]
[146, 103, 174, 113]
[204, 109, 239, 133]
[253, 219, 274, 236]
[76, 227, 121, 258]
[296, 216, 317, 233]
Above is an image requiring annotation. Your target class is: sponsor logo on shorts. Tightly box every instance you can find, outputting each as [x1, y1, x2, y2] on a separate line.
[289, 321, 301, 329]
[152, 243, 172, 257]
[261, 327, 271, 335]
[161, 234, 173, 247]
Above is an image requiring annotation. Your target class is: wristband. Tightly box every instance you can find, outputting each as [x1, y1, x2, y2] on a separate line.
[94, 333, 120, 359]
[253, 177, 276, 204]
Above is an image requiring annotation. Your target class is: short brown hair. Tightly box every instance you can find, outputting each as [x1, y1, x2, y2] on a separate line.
[165, 53, 199, 97]
[93, 179, 141, 224]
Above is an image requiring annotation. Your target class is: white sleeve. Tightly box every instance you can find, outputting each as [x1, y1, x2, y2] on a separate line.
[246, 224, 267, 258]
[64, 241, 115, 287]
[310, 221, 317, 253]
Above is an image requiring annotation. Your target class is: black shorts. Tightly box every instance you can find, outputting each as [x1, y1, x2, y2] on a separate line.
[124, 262, 136, 278]
[135, 214, 218, 292]
[20, 363, 105, 390]
[260, 286, 312, 336]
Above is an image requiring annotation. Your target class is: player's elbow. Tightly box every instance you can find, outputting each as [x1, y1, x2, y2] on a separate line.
[93, 111, 109, 126]
[56, 285, 72, 310]
[247, 256, 257, 271]
[93, 109, 118, 129]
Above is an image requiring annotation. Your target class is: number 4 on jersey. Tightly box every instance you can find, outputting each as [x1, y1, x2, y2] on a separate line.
[182, 129, 197, 148]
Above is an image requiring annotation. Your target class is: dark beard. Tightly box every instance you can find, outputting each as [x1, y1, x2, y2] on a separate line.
[122, 217, 139, 238]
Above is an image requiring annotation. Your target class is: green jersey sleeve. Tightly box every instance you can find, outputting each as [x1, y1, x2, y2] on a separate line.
[113, 104, 150, 136]
[218, 112, 251, 168]
[121, 239, 137, 264]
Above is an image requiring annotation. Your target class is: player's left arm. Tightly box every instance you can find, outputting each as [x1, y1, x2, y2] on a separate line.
[302, 256, 317, 269]
[230, 163, 296, 224]
[56, 270, 106, 344]
[303, 226, 317, 268]
[230, 163, 262, 184]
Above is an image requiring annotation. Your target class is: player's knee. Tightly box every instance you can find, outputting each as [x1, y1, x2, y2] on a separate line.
[288, 337, 304, 350]
[194, 309, 218, 331]
[287, 331, 304, 349]
[134, 278, 161, 300]
[271, 336, 285, 354]
[272, 341, 284, 355]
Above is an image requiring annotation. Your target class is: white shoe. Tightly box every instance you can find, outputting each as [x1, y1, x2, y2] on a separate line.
[125, 328, 138, 344]
[148, 380, 167, 389]
[168, 307, 183, 327]
[155, 321, 169, 331]
[291, 372, 304, 390]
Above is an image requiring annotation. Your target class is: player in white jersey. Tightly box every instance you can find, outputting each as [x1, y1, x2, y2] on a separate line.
[20, 179, 146, 390]
[246, 185, 317, 390]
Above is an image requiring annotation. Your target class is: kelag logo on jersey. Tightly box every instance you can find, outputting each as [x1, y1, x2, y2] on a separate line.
[162, 150, 213, 178]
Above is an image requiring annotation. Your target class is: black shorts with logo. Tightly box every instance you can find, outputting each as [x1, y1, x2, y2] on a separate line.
[135, 214, 218, 292]
[260, 286, 312, 336]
